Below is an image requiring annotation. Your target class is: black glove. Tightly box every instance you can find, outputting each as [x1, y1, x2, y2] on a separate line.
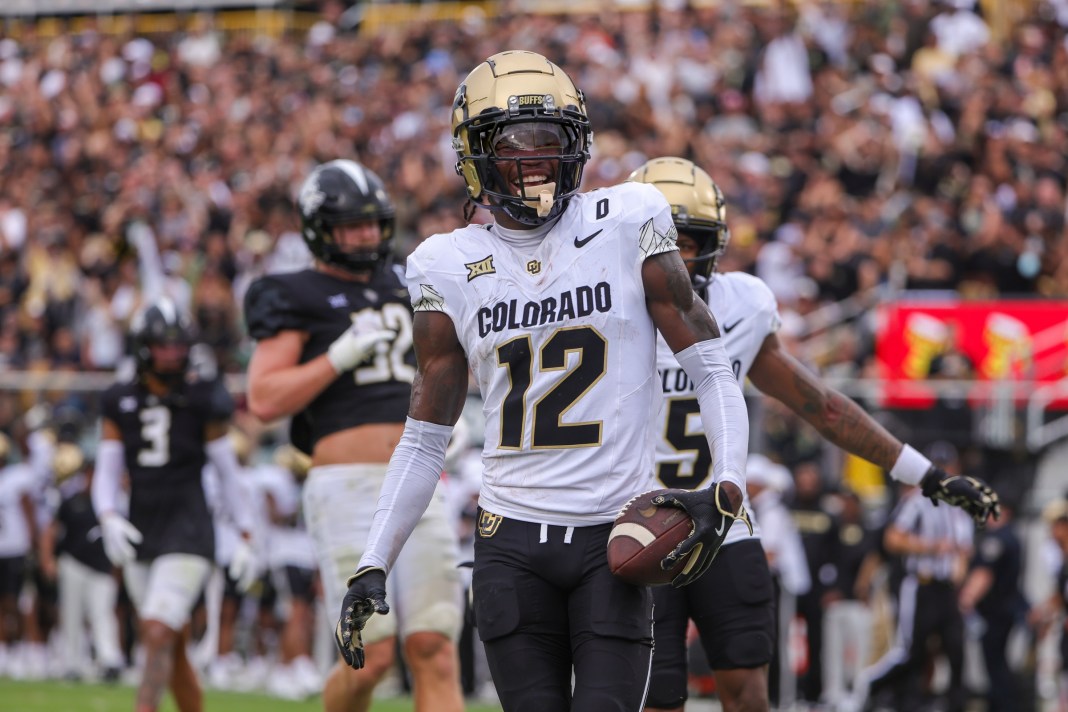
[920, 467, 1001, 527]
[335, 566, 389, 669]
[653, 482, 751, 588]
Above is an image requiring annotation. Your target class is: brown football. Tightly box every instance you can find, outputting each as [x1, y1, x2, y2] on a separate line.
[607, 488, 694, 586]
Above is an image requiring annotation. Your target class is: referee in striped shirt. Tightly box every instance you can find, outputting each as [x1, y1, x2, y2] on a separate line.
[852, 442, 975, 712]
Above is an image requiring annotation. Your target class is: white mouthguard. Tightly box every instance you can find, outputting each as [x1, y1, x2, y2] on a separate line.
[521, 182, 557, 217]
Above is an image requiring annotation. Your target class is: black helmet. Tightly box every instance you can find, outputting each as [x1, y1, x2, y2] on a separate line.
[130, 298, 195, 383]
[297, 160, 396, 273]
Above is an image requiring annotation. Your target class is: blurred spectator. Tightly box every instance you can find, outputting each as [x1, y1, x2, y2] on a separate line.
[1031, 498, 1068, 712]
[0, 433, 36, 676]
[854, 442, 975, 712]
[790, 460, 841, 705]
[822, 488, 882, 710]
[39, 444, 124, 681]
[959, 498, 1029, 712]
[747, 454, 809, 710]
[920, 340, 977, 450]
[250, 446, 321, 701]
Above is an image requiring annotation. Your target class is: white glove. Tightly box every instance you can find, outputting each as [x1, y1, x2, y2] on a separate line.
[100, 513, 143, 567]
[327, 327, 394, 373]
[228, 538, 261, 593]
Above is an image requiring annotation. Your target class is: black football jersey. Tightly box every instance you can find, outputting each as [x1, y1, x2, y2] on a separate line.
[244, 266, 415, 453]
[100, 376, 234, 560]
[57, 490, 111, 573]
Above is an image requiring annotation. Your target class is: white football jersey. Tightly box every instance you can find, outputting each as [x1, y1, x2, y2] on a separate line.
[202, 464, 266, 566]
[249, 464, 316, 570]
[653, 271, 781, 546]
[0, 464, 37, 557]
[407, 182, 678, 527]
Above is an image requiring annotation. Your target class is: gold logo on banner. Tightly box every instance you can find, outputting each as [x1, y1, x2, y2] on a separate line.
[478, 510, 503, 538]
[526, 260, 541, 275]
[465, 255, 495, 281]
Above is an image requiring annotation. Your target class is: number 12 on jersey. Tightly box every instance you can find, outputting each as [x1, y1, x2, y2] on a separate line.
[495, 325, 607, 450]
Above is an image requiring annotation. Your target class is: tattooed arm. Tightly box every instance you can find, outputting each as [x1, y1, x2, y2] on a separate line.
[407, 311, 470, 426]
[356, 310, 468, 573]
[643, 251, 748, 508]
[747, 332, 901, 469]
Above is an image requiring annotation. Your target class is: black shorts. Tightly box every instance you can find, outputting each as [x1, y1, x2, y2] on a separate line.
[0, 555, 25, 598]
[272, 565, 317, 606]
[34, 563, 58, 605]
[223, 568, 244, 602]
[647, 538, 775, 708]
[472, 511, 653, 711]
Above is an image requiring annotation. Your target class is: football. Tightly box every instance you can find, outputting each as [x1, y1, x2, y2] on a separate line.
[607, 488, 694, 586]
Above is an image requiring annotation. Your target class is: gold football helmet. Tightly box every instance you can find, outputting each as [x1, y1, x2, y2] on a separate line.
[52, 442, 85, 482]
[627, 157, 730, 280]
[452, 50, 592, 225]
[228, 427, 253, 466]
[273, 443, 312, 481]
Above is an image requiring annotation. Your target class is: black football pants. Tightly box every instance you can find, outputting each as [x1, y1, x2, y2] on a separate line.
[472, 513, 653, 712]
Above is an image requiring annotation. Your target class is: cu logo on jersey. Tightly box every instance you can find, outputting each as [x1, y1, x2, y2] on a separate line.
[478, 510, 503, 538]
[526, 260, 541, 275]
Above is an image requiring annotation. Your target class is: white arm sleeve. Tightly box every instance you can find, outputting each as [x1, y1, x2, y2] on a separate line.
[674, 337, 749, 492]
[358, 417, 453, 573]
[205, 436, 256, 534]
[91, 439, 126, 519]
[27, 429, 56, 486]
[129, 221, 164, 304]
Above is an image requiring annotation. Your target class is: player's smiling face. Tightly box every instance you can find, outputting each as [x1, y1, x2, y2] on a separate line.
[490, 121, 565, 198]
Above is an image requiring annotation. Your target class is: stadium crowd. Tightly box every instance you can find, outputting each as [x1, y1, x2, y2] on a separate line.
[0, 0, 1065, 383]
[0, 0, 1064, 709]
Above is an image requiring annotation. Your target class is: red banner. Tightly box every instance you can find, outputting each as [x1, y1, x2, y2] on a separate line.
[875, 300, 1068, 408]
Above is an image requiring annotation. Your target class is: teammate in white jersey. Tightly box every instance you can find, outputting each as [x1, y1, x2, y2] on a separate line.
[628, 156, 1001, 712]
[333, 51, 751, 711]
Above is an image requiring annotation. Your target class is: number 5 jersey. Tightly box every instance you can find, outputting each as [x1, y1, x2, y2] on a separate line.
[653, 270, 782, 546]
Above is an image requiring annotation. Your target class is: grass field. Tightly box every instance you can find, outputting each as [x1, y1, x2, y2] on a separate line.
[0, 678, 506, 712]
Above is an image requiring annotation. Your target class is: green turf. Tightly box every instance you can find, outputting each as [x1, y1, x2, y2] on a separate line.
[0, 678, 504, 711]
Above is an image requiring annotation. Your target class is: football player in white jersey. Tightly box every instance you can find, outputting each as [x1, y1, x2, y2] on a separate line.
[628, 156, 1001, 712]
[333, 51, 751, 711]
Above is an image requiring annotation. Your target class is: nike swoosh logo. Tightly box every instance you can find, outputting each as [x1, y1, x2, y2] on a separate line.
[714, 517, 727, 538]
[573, 229, 603, 248]
[723, 318, 744, 334]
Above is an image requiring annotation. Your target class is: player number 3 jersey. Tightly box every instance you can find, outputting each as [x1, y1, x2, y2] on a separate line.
[408, 182, 678, 527]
